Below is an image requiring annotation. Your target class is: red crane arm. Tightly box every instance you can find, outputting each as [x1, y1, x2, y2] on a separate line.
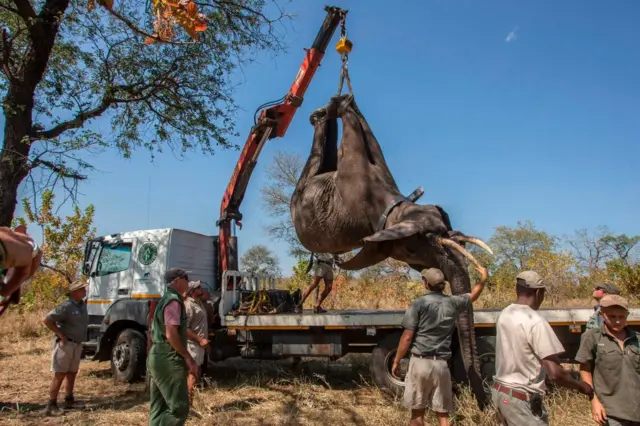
[216, 6, 348, 279]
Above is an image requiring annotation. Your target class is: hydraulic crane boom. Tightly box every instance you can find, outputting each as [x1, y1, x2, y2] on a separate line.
[216, 6, 348, 287]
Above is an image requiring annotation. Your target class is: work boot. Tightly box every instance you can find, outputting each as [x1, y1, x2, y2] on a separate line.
[64, 394, 85, 409]
[45, 400, 63, 416]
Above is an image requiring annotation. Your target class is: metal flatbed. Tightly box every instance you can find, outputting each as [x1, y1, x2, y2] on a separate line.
[224, 307, 640, 330]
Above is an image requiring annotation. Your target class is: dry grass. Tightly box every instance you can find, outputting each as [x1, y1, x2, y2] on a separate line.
[0, 310, 597, 426]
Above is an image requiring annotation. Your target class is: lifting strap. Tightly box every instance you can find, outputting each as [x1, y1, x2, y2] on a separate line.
[376, 187, 425, 232]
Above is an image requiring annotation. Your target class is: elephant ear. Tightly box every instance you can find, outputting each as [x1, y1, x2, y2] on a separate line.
[337, 242, 390, 270]
[363, 221, 427, 243]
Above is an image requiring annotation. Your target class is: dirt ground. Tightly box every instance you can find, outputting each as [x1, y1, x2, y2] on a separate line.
[0, 311, 595, 425]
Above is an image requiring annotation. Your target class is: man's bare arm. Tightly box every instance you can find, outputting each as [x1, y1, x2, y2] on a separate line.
[394, 329, 414, 364]
[42, 317, 65, 341]
[542, 354, 593, 397]
[466, 267, 488, 303]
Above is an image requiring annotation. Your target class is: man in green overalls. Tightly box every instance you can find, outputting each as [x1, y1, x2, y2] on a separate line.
[148, 268, 199, 426]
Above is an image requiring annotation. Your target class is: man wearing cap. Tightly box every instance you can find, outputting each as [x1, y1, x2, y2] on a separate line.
[148, 268, 199, 426]
[575, 294, 640, 426]
[41, 279, 89, 416]
[391, 266, 488, 426]
[492, 271, 594, 425]
[586, 283, 621, 331]
[184, 280, 210, 405]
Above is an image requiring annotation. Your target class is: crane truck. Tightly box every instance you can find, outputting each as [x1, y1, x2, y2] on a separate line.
[79, 5, 640, 398]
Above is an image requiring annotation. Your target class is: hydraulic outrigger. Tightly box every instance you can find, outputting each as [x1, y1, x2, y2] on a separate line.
[215, 6, 352, 288]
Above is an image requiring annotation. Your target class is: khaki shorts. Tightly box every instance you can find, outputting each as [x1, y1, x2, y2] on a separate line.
[314, 263, 333, 281]
[51, 340, 83, 373]
[187, 343, 205, 366]
[403, 356, 453, 413]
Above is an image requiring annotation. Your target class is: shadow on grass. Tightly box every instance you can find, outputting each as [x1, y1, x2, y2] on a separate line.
[202, 355, 372, 392]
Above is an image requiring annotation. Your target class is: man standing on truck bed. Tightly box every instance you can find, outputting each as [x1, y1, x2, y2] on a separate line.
[585, 283, 621, 331]
[148, 267, 199, 426]
[295, 252, 339, 314]
[575, 294, 640, 426]
[42, 279, 89, 416]
[491, 270, 594, 426]
[391, 266, 488, 426]
[184, 280, 210, 406]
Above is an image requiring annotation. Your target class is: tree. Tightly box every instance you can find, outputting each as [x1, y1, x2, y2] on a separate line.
[0, 0, 292, 226]
[240, 244, 281, 276]
[260, 150, 308, 257]
[14, 189, 96, 307]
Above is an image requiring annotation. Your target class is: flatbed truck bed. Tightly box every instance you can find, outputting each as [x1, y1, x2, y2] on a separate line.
[225, 307, 640, 329]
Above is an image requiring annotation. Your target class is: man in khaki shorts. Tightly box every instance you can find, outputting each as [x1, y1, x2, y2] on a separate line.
[392, 266, 488, 426]
[41, 279, 89, 416]
[295, 253, 336, 314]
[492, 271, 594, 425]
[185, 280, 210, 405]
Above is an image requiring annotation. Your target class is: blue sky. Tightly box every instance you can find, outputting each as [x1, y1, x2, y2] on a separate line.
[8, 0, 640, 276]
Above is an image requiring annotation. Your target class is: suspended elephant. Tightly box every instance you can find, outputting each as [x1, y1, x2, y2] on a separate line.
[289, 93, 493, 407]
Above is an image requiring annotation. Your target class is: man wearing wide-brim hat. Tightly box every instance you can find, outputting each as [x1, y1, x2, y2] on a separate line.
[41, 278, 89, 416]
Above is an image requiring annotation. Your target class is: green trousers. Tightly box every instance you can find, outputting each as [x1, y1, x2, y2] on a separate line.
[148, 350, 189, 426]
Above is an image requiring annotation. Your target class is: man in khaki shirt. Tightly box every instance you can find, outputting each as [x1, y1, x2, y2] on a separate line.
[492, 271, 594, 425]
[184, 281, 210, 405]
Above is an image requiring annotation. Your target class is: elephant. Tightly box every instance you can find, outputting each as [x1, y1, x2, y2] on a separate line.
[289, 93, 493, 407]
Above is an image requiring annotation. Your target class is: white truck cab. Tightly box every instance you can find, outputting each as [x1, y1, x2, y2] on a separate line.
[82, 228, 221, 381]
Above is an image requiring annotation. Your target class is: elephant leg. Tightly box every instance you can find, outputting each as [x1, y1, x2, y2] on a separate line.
[296, 105, 339, 188]
[335, 94, 397, 185]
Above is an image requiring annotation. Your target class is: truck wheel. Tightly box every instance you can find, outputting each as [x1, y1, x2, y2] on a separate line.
[111, 328, 146, 383]
[370, 332, 408, 399]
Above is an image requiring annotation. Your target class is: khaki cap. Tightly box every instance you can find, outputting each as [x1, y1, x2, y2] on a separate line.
[516, 270, 545, 289]
[421, 268, 445, 285]
[69, 279, 89, 292]
[599, 294, 628, 310]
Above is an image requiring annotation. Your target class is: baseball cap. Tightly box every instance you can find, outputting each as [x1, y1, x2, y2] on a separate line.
[599, 294, 628, 310]
[420, 268, 445, 285]
[516, 271, 545, 289]
[164, 267, 190, 283]
[594, 283, 621, 295]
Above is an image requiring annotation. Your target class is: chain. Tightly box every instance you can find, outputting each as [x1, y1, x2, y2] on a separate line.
[337, 13, 353, 95]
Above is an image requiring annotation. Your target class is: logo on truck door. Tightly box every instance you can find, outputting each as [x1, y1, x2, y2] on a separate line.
[138, 242, 158, 265]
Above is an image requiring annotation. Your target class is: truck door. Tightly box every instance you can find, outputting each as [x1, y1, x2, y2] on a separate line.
[87, 238, 135, 315]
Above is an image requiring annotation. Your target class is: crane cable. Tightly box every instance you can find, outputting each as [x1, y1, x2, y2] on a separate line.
[336, 13, 354, 95]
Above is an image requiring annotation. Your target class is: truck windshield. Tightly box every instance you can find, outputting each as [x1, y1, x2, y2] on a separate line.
[96, 242, 133, 277]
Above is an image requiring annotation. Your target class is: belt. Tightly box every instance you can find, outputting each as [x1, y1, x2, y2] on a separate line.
[493, 383, 530, 401]
[316, 260, 331, 266]
[412, 353, 447, 361]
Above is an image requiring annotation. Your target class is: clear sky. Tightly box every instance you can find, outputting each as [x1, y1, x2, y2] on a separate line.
[8, 0, 640, 276]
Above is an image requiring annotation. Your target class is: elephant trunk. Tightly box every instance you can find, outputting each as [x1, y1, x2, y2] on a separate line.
[443, 252, 489, 409]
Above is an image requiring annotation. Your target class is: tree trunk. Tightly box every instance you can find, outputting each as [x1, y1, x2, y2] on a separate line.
[0, 87, 35, 226]
[0, 0, 71, 226]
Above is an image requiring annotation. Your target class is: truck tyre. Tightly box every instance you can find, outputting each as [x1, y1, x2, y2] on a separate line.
[370, 332, 406, 399]
[111, 328, 146, 383]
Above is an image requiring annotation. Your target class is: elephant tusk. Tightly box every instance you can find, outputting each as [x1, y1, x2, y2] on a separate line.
[450, 236, 494, 256]
[437, 237, 484, 270]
